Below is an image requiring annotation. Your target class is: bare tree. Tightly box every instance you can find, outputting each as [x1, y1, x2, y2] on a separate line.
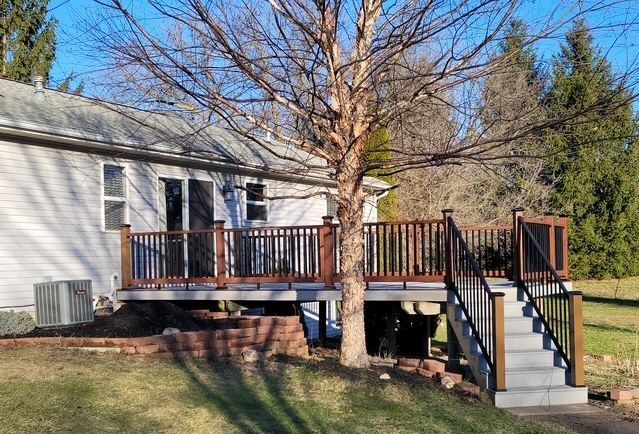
[87, 0, 638, 367]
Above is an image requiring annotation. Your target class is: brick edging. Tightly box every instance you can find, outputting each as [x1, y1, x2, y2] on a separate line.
[0, 316, 309, 359]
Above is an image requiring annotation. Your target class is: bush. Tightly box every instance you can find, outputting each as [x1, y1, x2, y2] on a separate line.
[0, 311, 36, 337]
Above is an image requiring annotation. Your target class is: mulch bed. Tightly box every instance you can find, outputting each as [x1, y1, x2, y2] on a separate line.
[6, 301, 242, 339]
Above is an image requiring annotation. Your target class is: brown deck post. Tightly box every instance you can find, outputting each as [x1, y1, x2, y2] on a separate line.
[321, 216, 335, 289]
[441, 209, 454, 287]
[512, 208, 525, 286]
[569, 291, 585, 387]
[214, 220, 227, 289]
[120, 224, 132, 289]
[560, 214, 570, 279]
[492, 292, 507, 391]
[545, 213, 556, 270]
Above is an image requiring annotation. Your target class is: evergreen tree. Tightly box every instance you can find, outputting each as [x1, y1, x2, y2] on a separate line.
[57, 73, 84, 95]
[1, 0, 57, 83]
[546, 20, 639, 279]
[365, 128, 399, 221]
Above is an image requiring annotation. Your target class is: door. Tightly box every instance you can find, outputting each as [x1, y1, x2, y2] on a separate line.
[188, 179, 215, 277]
[159, 178, 184, 277]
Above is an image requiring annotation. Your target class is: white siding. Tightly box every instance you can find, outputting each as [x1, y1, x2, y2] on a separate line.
[0, 140, 379, 311]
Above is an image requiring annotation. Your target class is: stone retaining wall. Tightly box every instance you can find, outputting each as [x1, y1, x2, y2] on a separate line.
[0, 316, 308, 359]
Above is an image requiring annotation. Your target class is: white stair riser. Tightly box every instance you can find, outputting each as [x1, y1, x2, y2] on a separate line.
[504, 318, 534, 333]
[493, 387, 588, 408]
[505, 334, 543, 351]
[506, 351, 555, 368]
[506, 369, 567, 388]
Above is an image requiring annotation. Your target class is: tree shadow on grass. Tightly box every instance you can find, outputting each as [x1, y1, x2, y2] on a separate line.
[584, 296, 639, 309]
[169, 354, 331, 434]
[584, 322, 638, 334]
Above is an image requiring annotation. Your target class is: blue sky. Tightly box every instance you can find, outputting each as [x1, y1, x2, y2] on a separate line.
[48, 0, 639, 93]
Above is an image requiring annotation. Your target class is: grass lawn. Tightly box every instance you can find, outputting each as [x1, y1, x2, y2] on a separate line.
[0, 348, 565, 434]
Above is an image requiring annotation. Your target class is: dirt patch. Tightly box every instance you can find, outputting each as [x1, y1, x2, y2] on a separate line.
[9, 302, 239, 338]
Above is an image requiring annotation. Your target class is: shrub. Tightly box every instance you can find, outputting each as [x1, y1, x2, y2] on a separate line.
[0, 311, 36, 337]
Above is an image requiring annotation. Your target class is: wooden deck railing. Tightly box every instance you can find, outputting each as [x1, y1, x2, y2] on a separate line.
[331, 220, 446, 282]
[120, 208, 570, 291]
[457, 225, 513, 278]
[120, 213, 453, 289]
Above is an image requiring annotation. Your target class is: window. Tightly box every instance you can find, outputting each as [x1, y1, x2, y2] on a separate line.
[326, 195, 337, 217]
[103, 164, 127, 230]
[246, 183, 268, 221]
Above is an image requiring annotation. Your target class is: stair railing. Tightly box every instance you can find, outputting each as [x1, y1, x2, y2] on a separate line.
[447, 216, 507, 391]
[517, 217, 585, 387]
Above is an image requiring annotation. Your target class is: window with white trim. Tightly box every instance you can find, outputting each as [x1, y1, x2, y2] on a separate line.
[103, 164, 127, 230]
[246, 183, 268, 221]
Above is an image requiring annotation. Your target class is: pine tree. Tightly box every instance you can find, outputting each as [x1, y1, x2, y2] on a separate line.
[546, 20, 639, 279]
[365, 128, 399, 221]
[57, 73, 84, 95]
[1, 0, 57, 83]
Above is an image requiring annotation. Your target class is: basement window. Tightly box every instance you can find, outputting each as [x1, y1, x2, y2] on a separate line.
[103, 164, 127, 231]
[246, 183, 268, 221]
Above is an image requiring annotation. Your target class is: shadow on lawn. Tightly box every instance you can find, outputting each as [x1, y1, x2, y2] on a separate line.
[584, 296, 639, 309]
[169, 355, 331, 434]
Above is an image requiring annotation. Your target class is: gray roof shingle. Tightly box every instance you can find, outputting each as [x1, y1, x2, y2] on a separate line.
[0, 78, 329, 174]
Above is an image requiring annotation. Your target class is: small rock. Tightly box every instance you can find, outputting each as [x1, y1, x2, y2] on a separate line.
[437, 371, 463, 384]
[379, 373, 391, 380]
[459, 382, 480, 397]
[242, 349, 261, 363]
[441, 376, 455, 389]
[162, 327, 180, 335]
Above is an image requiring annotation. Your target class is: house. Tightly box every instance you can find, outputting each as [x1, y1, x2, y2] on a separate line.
[0, 77, 385, 330]
[0, 78, 589, 408]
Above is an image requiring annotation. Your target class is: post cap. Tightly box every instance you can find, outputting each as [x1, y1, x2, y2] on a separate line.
[544, 212, 555, 216]
[441, 208, 454, 213]
[321, 215, 334, 221]
[512, 207, 525, 212]
[213, 220, 226, 224]
[491, 292, 505, 297]
[120, 224, 131, 228]
[559, 213, 569, 218]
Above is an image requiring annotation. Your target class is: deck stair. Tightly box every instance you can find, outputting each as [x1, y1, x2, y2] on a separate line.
[447, 281, 587, 408]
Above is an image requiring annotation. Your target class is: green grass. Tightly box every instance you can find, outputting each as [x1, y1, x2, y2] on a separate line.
[578, 277, 639, 356]
[576, 277, 639, 389]
[0, 348, 566, 434]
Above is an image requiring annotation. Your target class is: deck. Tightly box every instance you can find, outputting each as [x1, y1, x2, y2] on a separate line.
[117, 282, 448, 302]
[117, 212, 568, 305]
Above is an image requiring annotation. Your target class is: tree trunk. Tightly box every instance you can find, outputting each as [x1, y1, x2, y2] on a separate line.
[336, 154, 369, 368]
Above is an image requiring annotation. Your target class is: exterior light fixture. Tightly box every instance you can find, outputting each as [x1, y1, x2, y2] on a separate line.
[222, 181, 235, 202]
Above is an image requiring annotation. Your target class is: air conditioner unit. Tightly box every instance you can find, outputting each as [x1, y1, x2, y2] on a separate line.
[33, 280, 94, 327]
